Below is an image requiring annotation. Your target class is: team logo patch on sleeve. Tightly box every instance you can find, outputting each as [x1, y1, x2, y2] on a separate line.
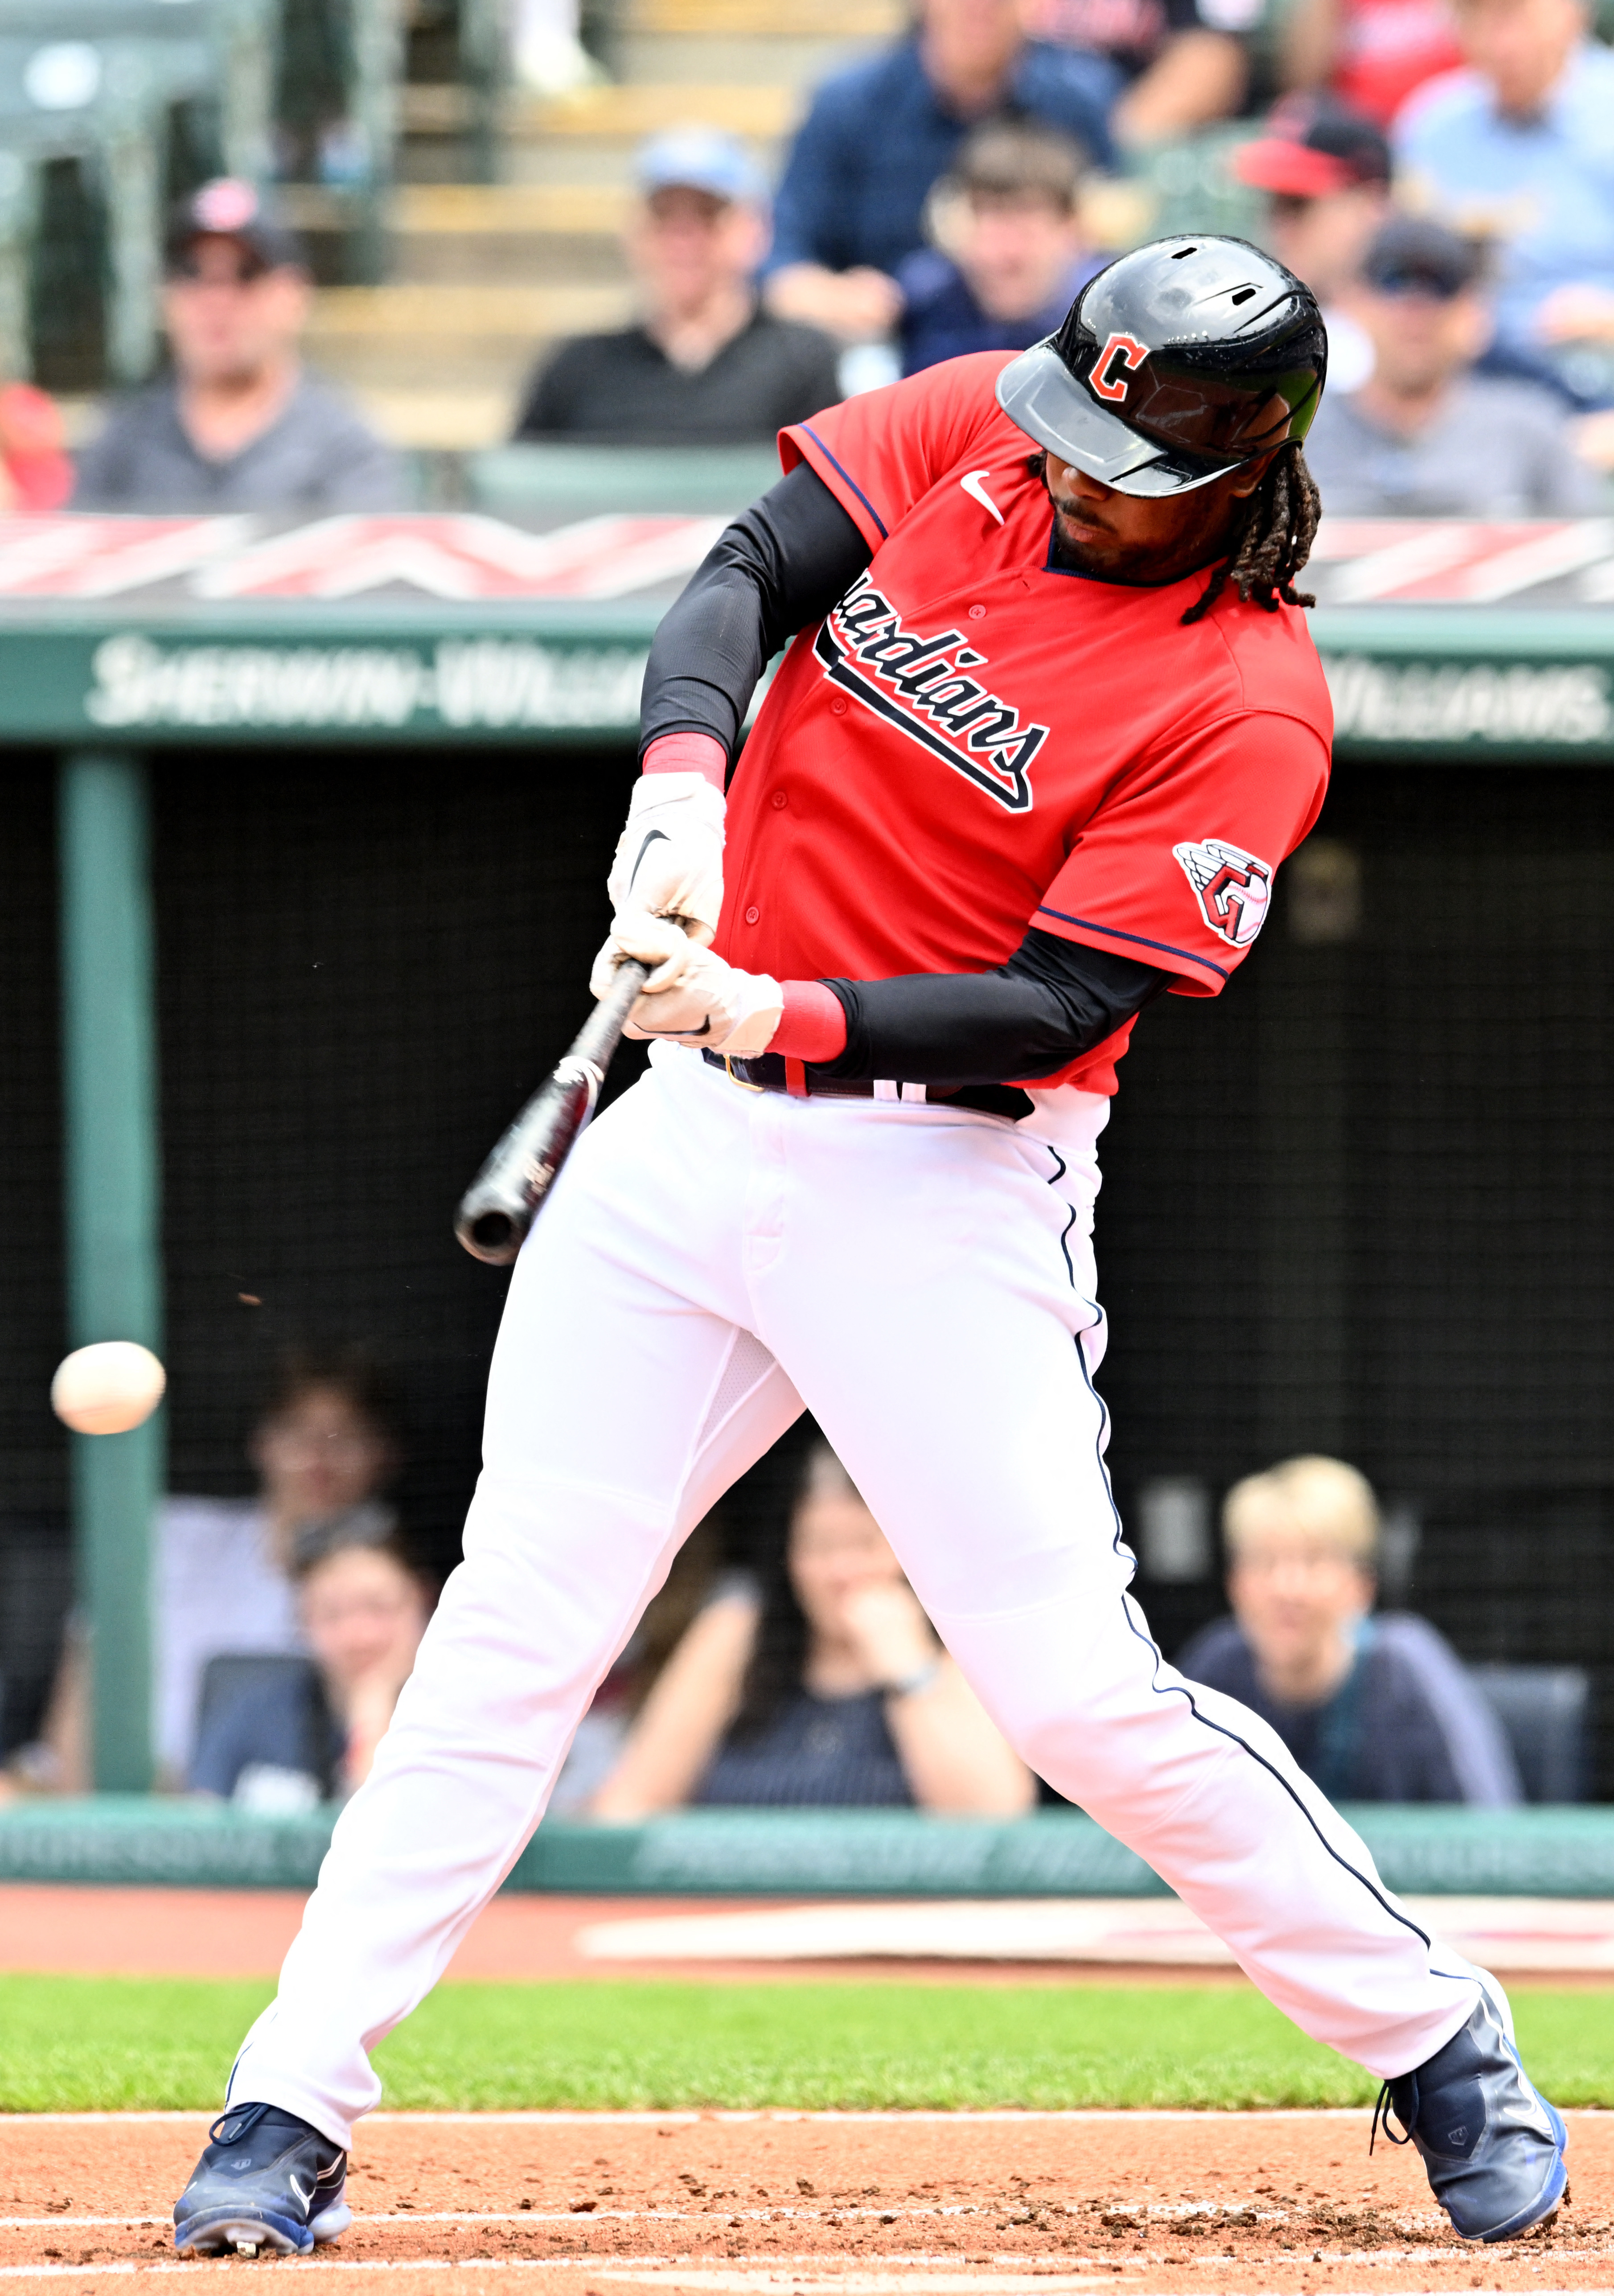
[1173, 837, 1273, 949]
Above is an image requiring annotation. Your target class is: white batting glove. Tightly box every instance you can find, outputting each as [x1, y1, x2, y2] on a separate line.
[627, 947, 783, 1056]
[588, 911, 702, 1002]
[605, 773, 725, 947]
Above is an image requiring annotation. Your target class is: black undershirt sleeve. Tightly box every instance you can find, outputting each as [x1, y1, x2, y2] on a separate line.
[816, 931, 1170, 1088]
[635, 462, 1169, 1084]
[638, 460, 873, 761]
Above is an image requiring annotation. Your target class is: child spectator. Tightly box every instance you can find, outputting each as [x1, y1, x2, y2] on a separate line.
[1302, 213, 1598, 510]
[898, 121, 1102, 374]
[1179, 1456, 1522, 1804]
[190, 1534, 431, 1811]
[591, 1436, 1033, 1815]
[155, 1348, 403, 1785]
[1233, 97, 1393, 389]
[73, 178, 401, 512]
[1395, 0, 1614, 404]
[515, 128, 842, 444]
[764, 0, 1118, 347]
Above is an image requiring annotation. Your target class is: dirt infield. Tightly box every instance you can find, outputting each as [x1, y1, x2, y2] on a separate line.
[0, 1889, 1254, 1988]
[1, 2107, 1607, 2296]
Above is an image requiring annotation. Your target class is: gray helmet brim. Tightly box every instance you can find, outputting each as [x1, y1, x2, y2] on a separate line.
[996, 339, 1243, 499]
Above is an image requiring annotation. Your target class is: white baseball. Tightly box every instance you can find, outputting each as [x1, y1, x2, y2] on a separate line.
[50, 1341, 167, 1435]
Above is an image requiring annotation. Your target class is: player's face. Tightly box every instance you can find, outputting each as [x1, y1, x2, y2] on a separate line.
[251, 1384, 395, 1525]
[1040, 451, 1277, 587]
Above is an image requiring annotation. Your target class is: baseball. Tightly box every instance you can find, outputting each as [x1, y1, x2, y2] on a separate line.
[50, 1341, 167, 1435]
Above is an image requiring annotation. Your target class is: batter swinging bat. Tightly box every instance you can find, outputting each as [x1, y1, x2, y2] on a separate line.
[455, 958, 649, 1265]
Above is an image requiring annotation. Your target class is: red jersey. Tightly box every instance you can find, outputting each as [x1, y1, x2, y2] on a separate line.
[711, 352, 1332, 1095]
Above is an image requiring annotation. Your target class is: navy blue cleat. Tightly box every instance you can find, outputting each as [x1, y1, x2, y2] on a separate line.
[173, 2101, 351, 2258]
[1374, 1991, 1567, 2243]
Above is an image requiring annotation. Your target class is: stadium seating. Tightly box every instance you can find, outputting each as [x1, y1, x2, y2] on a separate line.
[0, 0, 273, 386]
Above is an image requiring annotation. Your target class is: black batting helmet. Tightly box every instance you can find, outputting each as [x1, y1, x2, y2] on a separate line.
[997, 234, 1327, 498]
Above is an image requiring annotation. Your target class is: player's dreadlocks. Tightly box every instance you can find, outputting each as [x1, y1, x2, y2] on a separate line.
[1179, 440, 1321, 626]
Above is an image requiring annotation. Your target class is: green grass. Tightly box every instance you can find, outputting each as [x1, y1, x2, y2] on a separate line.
[3, 1974, 1612, 2114]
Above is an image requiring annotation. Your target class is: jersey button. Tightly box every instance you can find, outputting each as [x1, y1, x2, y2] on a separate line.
[830, 695, 847, 715]
[771, 790, 788, 809]
[744, 904, 760, 924]
[968, 604, 987, 620]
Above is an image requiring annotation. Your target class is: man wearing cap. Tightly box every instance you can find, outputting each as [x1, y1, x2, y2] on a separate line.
[513, 129, 842, 444]
[73, 179, 401, 515]
[1304, 213, 1597, 511]
[173, 234, 1569, 2267]
[1233, 98, 1393, 393]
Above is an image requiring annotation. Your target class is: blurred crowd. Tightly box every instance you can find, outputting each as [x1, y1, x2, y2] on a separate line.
[1, 1355, 1563, 1810]
[0, 0, 1598, 514]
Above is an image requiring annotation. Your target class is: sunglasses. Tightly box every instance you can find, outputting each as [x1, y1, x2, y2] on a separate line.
[1368, 269, 1467, 300]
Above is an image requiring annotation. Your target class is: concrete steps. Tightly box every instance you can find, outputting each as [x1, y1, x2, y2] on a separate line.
[310, 0, 896, 449]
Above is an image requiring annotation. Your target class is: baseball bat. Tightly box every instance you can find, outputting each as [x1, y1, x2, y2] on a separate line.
[455, 958, 649, 1265]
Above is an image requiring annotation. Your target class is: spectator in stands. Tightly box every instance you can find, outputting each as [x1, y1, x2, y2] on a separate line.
[1233, 97, 1392, 390]
[1395, 0, 1614, 405]
[1023, 0, 1253, 148]
[1281, 0, 1463, 127]
[154, 1347, 404, 1786]
[1179, 1457, 1522, 1803]
[899, 121, 1103, 374]
[190, 1533, 431, 1810]
[73, 178, 402, 513]
[591, 1437, 1033, 1815]
[1303, 214, 1598, 510]
[514, 129, 842, 444]
[763, 0, 1118, 347]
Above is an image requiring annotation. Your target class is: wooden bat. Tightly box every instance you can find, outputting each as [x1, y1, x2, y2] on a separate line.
[455, 959, 650, 1265]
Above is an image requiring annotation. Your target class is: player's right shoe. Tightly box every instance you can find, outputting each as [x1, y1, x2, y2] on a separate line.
[173, 2100, 351, 2257]
[1374, 1989, 1567, 2243]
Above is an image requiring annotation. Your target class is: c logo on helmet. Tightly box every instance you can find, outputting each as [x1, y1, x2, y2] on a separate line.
[1091, 331, 1150, 403]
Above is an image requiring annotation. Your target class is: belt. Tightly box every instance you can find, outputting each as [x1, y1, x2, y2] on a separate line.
[702, 1048, 1033, 1123]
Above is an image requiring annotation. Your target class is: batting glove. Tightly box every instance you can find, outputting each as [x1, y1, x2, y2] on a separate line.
[591, 916, 781, 1058]
[605, 773, 725, 947]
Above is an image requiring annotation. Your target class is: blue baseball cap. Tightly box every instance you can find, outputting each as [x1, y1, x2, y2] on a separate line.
[635, 126, 768, 207]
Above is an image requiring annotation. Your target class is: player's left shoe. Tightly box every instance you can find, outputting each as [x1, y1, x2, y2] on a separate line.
[1375, 1988, 1567, 2243]
[173, 2101, 351, 2257]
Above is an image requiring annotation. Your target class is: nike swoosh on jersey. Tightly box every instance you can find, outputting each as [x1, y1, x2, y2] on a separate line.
[960, 470, 1004, 525]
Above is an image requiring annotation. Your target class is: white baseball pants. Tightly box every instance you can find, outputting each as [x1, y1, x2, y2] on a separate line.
[230, 1044, 1483, 2147]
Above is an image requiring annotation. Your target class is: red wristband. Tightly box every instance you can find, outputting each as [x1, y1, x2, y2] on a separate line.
[772, 980, 847, 1063]
[642, 732, 726, 788]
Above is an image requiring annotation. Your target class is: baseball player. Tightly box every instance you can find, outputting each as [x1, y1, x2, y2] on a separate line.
[174, 236, 1565, 2257]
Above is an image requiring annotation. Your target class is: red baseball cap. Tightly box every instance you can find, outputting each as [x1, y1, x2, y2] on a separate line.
[1234, 97, 1392, 199]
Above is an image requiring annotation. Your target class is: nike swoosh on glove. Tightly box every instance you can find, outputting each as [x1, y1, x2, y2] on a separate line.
[592, 916, 782, 1058]
[605, 773, 725, 947]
